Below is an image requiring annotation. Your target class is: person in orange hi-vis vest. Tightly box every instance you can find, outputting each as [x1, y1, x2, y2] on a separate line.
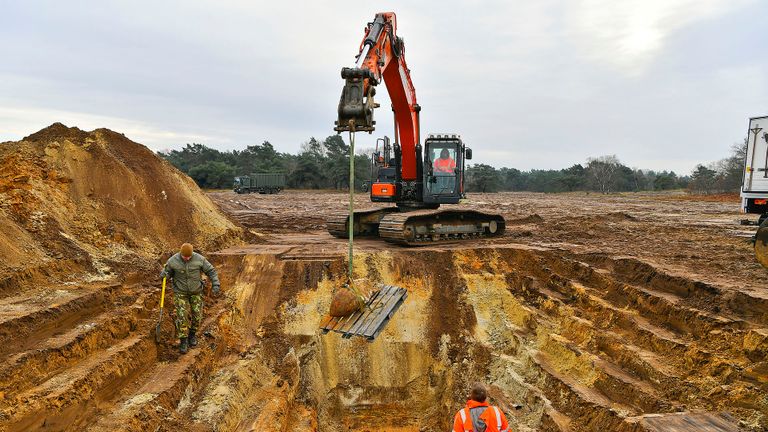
[434, 148, 456, 174]
[452, 383, 510, 432]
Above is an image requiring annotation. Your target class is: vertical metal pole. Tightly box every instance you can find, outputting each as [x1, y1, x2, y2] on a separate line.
[348, 126, 356, 281]
[761, 131, 768, 178]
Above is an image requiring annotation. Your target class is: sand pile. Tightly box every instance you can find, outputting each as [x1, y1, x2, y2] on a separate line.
[0, 123, 240, 285]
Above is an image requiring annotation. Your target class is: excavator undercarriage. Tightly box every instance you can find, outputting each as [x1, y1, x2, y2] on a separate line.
[327, 208, 506, 246]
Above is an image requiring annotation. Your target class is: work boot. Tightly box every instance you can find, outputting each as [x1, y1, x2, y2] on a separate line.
[188, 330, 198, 347]
[179, 338, 189, 354]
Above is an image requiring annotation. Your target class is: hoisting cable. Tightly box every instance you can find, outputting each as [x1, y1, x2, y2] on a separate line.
[347, 122, 356, 281]
[336, 120, 366, 305]
[326, 122, 366, 317]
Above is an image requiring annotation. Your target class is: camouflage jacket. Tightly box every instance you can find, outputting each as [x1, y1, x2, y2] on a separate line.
[160, 252, 220, 294]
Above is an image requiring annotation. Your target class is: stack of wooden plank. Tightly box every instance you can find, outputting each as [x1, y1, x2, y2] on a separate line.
[320, 284, 408, 341]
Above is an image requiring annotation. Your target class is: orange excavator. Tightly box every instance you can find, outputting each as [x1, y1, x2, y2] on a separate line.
[327, 12, 505, 245]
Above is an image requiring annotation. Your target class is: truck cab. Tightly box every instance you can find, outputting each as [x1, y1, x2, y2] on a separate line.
[741, 116, 768, 215]
[233, 176, 250, 194]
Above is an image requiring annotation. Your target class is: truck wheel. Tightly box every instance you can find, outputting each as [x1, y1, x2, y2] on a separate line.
[755, 217, 768, 269]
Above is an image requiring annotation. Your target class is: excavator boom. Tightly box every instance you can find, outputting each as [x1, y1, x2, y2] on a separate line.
[335, 12, 419, 181]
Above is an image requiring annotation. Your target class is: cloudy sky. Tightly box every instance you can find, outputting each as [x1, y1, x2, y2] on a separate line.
[0, 1, 766, 173]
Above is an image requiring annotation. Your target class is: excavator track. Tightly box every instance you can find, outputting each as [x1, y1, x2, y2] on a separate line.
[327, 208, 505, 245]
[378, 209, 505, 246]
[326, 208, 399, 238]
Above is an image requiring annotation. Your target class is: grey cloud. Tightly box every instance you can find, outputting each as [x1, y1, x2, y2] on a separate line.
[0, 0, 765, 174]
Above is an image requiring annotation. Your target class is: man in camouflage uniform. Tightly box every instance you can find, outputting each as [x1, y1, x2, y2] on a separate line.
[161, 243, 220, 354]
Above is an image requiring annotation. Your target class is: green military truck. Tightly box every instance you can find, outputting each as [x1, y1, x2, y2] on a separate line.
[233, 173, 286, 194]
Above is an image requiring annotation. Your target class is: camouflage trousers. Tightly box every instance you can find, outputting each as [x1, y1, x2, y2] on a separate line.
[174, 292, 203, 339]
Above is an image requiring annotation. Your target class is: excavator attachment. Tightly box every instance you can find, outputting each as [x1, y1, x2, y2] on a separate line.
[334, 67, 378, 133]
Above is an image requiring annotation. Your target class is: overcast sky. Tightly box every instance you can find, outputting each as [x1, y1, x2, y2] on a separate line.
[1, 1, 766, 173]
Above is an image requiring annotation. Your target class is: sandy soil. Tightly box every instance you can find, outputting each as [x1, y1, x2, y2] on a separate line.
[209, 189, 764, 293]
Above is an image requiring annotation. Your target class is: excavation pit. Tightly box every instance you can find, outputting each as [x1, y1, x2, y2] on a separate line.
[2, 242, 762, 431]
[191, 243, 759, 431]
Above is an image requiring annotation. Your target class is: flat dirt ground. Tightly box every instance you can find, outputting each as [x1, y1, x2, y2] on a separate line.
[209, 190, 765, 295]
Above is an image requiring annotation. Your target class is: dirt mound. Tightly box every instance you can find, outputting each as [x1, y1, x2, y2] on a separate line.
[0, 123, 241, 285]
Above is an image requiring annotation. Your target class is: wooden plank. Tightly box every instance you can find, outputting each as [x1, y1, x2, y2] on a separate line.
[319, 284, 408, 341]
[337, 312, 365, 337]
[327, 315, 344, 331]
[320, 315, 337, 332]
[367, 290, 408, 341]
[335, 308, 364, 332]
[338, 290, 390, 339]
[338, 288, 386, 337]
[351, 286, 399, 337]
[343, 288, 387, 339]
[322, 288, 377, 334]
[343, 286, 395, 337]
[333, 312, 358, 333]
[362, 287, 406, 338]
[366, 288, 406, 339]
[361, 287, 407, 338]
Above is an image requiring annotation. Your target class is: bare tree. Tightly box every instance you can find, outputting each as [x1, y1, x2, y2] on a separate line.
[586, 155, 621, 193]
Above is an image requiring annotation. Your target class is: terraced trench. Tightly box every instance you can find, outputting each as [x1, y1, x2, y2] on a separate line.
[1, 244, 766, 431]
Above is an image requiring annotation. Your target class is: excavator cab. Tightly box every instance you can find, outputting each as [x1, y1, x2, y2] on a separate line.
[423, 134, 470, 205]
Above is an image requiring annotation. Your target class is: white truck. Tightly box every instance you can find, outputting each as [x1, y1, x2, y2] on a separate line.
[742, 115, 768, 267]
[741, 115, 768, 218]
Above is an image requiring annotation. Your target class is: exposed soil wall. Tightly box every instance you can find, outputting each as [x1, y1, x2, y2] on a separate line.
[0, 241, 760, 431]
[166, 245, 760, 432]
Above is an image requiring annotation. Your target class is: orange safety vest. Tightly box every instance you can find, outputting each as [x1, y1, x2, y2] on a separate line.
[452, 400, 509, 432]
[434, 157, 456, 173]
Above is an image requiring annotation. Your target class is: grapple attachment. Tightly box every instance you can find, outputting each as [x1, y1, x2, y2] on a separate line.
[334, 67, 378, 133]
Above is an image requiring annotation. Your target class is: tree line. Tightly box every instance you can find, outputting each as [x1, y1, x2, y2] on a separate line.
[160, 135, 370, 190]
[159, 135, 746, 194]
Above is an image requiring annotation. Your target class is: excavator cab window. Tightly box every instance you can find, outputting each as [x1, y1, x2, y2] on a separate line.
[423, 139, 463, 204]
[430, 147, 458, 176]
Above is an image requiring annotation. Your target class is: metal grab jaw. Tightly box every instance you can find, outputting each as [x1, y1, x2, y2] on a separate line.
[334, 67, 379, 133]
